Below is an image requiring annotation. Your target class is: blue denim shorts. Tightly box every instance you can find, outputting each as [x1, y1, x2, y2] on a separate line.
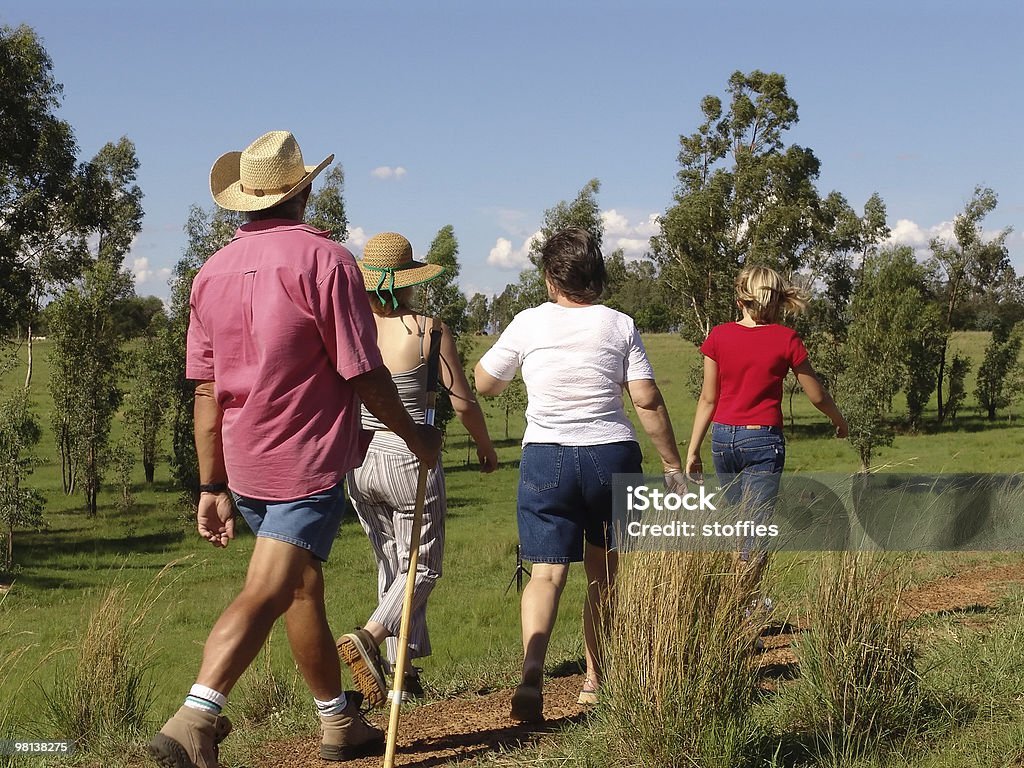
[710, 424, 785, 559]
[232, 482, 345, 562]
[517, 441, 643, 564]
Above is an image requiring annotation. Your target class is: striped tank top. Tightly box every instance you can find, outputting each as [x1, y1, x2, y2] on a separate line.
[360, 316, 429, 430]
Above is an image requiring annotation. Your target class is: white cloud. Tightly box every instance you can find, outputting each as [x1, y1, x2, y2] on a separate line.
[885, 218, 956, 259]
[486, 212, 660, 270]
[880, 218, 1018, 265]
[600, 209, 660, 260]
[130, 256, 171, 288]
[487, 231, 540, 270]
[601, 209, 631, 236]
[345, 226, 369, 249]
[370, 166, 407, 180]
[612, 237, 651, 255]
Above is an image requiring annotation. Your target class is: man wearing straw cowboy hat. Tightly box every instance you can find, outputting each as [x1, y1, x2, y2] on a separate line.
[148, 131, 440, 768]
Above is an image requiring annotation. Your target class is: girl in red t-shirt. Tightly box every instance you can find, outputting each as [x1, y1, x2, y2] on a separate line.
[685, 265, 847, 570]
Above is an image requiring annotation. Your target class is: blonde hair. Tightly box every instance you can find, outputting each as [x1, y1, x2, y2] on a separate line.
[735, 265, 807, 324]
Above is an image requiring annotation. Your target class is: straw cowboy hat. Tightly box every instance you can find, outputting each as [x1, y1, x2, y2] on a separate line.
[210, 130, 333, 212]
[358, 232, 445, 308]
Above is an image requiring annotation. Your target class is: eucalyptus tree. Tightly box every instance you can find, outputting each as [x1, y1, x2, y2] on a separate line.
[975, 321, 1022, 421]
[652, 70, 856, 345]
[47, 139, 143, 516]
[929, 186, 1012, 421]
[123, 312, 174, 484]
[305, 166, 348, 242]
[465, 293, 489, 335]
[0, 389, 44, 570]
[839, 246, 934, 469]
[422, 225, 468, 337]
[1, 23, 89, 393]
[49, 258, 136, 515]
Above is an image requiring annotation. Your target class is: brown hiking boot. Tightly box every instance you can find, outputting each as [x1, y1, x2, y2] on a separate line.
[337, 628, 387, 707]
[320, 690, 385, 761]
[148, 706, 232, 768]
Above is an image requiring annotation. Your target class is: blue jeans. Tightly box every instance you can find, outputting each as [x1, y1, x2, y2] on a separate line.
[517, 441, 643, 564]
[710, 424, 785, 560]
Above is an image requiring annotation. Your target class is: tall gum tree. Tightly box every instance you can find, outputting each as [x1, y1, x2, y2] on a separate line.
[652, 70, 855, 345]
[0, 24, 86, 388]
[47, 139, 143, 516]
[929, 186, 1012, 422]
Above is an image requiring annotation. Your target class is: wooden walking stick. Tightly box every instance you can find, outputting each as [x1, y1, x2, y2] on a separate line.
[383, 315, 443, 768]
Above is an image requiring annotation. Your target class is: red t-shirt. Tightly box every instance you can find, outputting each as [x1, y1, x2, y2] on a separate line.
[699, 322, 808, 428]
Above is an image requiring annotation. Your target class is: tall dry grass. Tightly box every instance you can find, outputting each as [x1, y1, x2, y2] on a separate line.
[787, 553, 920, 765]
[42, 560, 191, 761]
[598, 549, 769, 768]
[0, 588, 36, 768]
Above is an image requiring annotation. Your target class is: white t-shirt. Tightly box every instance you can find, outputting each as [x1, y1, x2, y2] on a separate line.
[479, 302, 655, 446]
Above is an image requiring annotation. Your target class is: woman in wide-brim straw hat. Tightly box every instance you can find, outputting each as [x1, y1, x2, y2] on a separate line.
[337, 232, 498, 708]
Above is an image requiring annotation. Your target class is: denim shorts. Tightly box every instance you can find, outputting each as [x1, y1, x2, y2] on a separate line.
[710, 424, 785, 559]
[517, 441, 643, 564]
[232, 481, 345, 562]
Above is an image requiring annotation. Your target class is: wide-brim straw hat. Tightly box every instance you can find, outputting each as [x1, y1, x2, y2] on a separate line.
[357, 233, 445, 306]
[210, 130, 333, 212]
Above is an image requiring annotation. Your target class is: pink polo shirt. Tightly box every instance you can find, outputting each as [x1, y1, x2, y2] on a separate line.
[185, 220, 383, 500]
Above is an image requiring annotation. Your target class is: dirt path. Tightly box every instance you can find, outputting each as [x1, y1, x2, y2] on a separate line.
[253, 561, 1024, 768]
[255, 674, 587, 768]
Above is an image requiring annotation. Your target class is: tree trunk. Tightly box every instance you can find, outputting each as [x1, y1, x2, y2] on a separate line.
[58, 424, 74, 494]
[24, 325, 33, 390]
[3, 526, 12, 572]
[144, 460, 155, 484]
[935, 340, 948, 423]
[88, 441, 97, 518]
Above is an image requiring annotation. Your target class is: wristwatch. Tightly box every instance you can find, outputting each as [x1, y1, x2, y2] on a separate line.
[199, 482, 229, 494]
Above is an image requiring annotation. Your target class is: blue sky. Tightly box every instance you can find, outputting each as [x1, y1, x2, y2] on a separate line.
[4, 0, 1022, 301]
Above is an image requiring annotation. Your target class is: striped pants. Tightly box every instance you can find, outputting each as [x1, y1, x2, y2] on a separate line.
[346, 431, 446, 664]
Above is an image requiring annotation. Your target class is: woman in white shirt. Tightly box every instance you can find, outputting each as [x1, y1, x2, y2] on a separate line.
[475, 227, 684, 722]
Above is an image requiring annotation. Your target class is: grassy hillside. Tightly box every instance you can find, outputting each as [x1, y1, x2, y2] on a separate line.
[1, 329, 1022, 766]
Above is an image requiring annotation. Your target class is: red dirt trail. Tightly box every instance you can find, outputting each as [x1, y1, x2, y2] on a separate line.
[253, 561, 1024, 768]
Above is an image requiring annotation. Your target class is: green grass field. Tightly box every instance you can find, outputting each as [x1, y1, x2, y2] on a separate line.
[1, 331, 1023, 767]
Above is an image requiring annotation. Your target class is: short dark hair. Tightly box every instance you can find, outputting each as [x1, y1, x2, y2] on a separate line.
[540, 227, 606, 304]
[244, 185, 310, 223]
